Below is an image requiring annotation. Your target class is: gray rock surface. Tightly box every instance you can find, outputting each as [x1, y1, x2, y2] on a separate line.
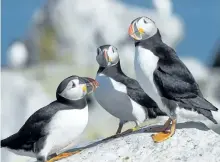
[54, 119, 220, 162]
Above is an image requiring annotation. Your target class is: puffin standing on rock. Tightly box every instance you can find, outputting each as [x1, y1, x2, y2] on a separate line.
[128, 16, 219, 143]
[94, 45, 166, 135]
[1, 75, 99, 162]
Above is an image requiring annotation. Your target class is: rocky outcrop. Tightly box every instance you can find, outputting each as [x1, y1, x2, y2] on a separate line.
[53, 118, 220, 162]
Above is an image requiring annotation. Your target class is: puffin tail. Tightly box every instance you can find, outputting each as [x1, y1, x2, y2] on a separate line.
[179, 96, 218, 124]
[1, 133, 19, 148]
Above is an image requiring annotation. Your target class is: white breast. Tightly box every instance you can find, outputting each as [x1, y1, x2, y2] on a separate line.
[134, 46, 167, 113]
[94, 73, 146, 123]
[40, 106, 88, 156]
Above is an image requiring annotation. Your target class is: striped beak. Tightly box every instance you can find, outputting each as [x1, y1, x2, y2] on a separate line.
[128, 23, 134, 36]
[128, 23, 138, 40]
[128, 20, 143, 40]
[81, 77, 99, 94]
[103, 50, 112, 63]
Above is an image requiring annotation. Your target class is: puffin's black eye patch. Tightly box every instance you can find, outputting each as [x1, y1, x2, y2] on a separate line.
[143, 19, 147, 24]
[97, 48, 103, 55]
[97, 48, 100, 55]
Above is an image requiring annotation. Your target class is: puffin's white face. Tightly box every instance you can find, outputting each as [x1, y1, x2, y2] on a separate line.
[60, 78, 85, 100]
[128, 16, 157, 41]
[96, 45, 119, 67]
[59, 77, 99, 100]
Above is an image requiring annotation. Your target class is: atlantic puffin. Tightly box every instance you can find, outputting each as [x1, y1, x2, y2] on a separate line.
[94, 45, 166, 135]
[128, 16, 218, 143]
[1, 75, 99, 162]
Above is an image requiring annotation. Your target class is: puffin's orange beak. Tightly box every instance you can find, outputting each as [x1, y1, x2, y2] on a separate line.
[128, 24, 134, 35]
[104, 50, 108, 61]
[128, 23, 139, 40]
[82, 77, 99, 94]
[103, 50, 112, 62]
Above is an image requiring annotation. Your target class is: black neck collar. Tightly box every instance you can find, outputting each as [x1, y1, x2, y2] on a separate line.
[56, 94, 87, 109]
[98, 61, 125, 76]
[97, 61, 128, 83]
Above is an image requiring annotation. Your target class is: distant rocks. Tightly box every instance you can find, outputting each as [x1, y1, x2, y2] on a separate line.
[29, 0, 184, 74]
[6, 40, 29, 69]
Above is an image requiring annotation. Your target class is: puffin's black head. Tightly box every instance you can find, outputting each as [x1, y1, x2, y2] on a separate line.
[128, 16, 157, 41]
[56, 75, 99, 101]
[96, 45, 119, 67]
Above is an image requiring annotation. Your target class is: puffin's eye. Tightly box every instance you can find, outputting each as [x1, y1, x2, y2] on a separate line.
[143, 19, 147, 24]
[72, 81, 76, 88]
[112, 48, 115, 53]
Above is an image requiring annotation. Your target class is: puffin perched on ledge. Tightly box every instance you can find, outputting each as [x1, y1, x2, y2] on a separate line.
[128, 16, 218, 143]
[94, 45, 166, 135]
[1, 75, 99, 162]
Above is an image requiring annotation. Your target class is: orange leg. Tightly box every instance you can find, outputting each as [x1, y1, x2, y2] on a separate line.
[47, 150, 81, 162]
[161, 118, 172, 132]
[151, 118, 176, 143]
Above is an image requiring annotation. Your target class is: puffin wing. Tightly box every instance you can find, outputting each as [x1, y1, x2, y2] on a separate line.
[124, 77, 157, 107]
[154, 43, 202, 98]
[2, 101, 63, 152]
[124, 77, 166, 117]
[153, 44, 218, 112]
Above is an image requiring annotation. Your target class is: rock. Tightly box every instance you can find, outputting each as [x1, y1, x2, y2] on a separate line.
[51, 119, 220, 162]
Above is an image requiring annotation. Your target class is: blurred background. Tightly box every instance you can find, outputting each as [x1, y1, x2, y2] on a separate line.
[1, 0, 220, 161]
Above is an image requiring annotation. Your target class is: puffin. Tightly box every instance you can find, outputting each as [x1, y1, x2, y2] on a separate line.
[94, 45, 166, 135]
[128, 16, 219, 143]
[1, 75, 99, 162]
